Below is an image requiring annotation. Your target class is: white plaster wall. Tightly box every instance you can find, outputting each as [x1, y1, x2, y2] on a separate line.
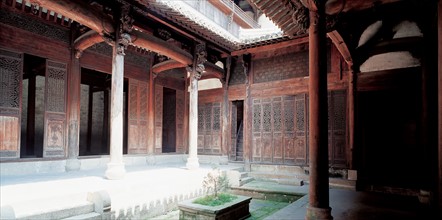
[360, 51, 420, 72]
[198, 79, 222, 91]
[393, 20, 423, 39]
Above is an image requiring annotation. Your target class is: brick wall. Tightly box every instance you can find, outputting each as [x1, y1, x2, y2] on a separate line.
[253, 50, 309, 83]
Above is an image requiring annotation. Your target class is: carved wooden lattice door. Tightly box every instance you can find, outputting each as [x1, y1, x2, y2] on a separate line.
[176, 90, 185, 153]
[328, 90, 347, 166]
[0, 49, 22, 159]
[198, 102, 222, 155]
[154, 84, 163, 153]
[43, 60, 67, 158]
[293, 94, 307, 164]
[253, 95, 308, 165]
[230, 102, 237, 161]
[128, 79, 148, 154]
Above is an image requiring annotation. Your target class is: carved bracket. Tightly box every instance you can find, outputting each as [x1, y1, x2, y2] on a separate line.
[117, 4, 134, 56]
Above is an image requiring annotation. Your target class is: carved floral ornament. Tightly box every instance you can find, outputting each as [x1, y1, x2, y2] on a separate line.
[285, 0, 338, 35]
[117, 4, 134, 56]
[187, 43, 207, 80]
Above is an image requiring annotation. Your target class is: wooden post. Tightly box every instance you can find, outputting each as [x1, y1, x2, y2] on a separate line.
[242, 56, 252, 172]
[66, 24, 81, 171]
[147, 53, 155, 161]
[186, 43, 205, 170]
[105, 7, 132, 179]
[306, 1, 333, 219]
[348, 67, 356, 170]
[438, 0, 442, 216]
[220, 56, 232, 165]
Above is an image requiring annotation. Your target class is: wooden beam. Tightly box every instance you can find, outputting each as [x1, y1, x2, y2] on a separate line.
[134, 31, 193, 65]
[231, 37, 309, 56]
[29, 0, 114, 35]
[327, 30, 353, 66]
[73, 30, 104, 58]
[325, 0, 402, 15]
[152, 59, 186, 74]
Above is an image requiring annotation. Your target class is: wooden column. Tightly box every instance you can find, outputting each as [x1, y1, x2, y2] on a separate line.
[105, 41, 126, 179]
[348, 68, 356, 170]
[66, 25, 81, 171]
[147, 53, 155, 160]
[66, 52, 81, 170]
[105, 8, 132, 179]
[186, 43, 205, 170]
[242, 56, 252, 172]
[306, 1, 333, 219]
[438, 0, 442, 216]
[220, 56, 232, 165]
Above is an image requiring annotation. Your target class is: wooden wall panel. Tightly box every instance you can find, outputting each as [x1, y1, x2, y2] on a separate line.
[176, 90, 185, 153]
[0, 23, 70, 62]
[43, 60, 67, 158]
[197, 102, 222, 155]
[128, 79, 148, 154]
[154, 84, 163, 153]
[0, 48, 22, 159]
[229, 103, 237, 160]
[252, 94, 309, 165]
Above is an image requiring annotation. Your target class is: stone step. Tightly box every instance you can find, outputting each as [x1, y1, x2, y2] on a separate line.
[239, 177, 254, 186]
[15, 201, 95, 220]
[63, 212, 101, 220]
[240, 172, 248, 179]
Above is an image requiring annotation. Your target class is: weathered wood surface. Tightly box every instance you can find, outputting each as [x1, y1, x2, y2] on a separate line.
[128, 79, 149, 154]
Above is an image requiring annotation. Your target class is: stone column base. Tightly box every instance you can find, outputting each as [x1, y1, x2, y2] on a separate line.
[65, 158, 81, 172]
[306, 206, 333, 220]
[105, 162, 126, 180]
[186, 157, 199, 170]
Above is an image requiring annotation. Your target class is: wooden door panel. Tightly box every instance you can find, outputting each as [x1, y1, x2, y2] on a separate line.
[230, 103, 237, 160]
[0, 49, 22, 159]
[43, 60, 67, 158]
[154, 84, 163, 153]
[128, 80, 148, 154]
[176, 90, 184, 153]
[294, 95, 307, 165]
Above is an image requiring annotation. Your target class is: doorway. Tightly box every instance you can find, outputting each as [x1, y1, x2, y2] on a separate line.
[79, 69, 129, 156]
[20, 54, 46, 158]
[162, 87, 176, 153]
[230, 100, 244, 161]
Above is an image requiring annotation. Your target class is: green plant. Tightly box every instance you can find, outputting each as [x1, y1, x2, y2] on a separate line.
[192, 166, 237, 206]
[202, 166, 230, 197]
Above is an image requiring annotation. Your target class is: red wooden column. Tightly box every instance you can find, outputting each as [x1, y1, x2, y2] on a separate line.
[220, 56, 232, 165]
[305, 1, 333, 219]
[438, 0, 442, 216]
[66, 57, 81, 169]
[66, 30, 81, 171]
[147, 53, 155, 161]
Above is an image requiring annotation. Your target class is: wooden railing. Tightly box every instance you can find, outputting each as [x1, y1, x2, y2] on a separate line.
[219, 0, 260, 28]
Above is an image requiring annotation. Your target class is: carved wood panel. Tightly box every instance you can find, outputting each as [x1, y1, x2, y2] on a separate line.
[0, 48, 22, 159]
[128, 79, 148, 154]
[329, 90, 347, 166]
[252, 94, 308, 165]
[176, 90, 185, 153]
[154, 84, 163, 154]
[294, 94, 307, 165]
[44, 60, 67, 158]
[197, 102, 222, 155]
